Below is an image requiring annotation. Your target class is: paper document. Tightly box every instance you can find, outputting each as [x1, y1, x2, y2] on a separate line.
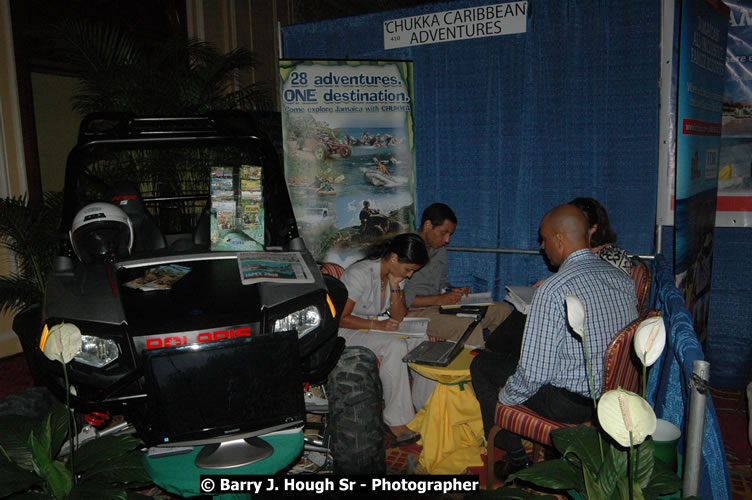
[237, 252, 314, 285]
[123, 264, 191, 291]
[504, 285, 537, 315]
[371, 317, 429, 337]
[440, 291, 493, 309]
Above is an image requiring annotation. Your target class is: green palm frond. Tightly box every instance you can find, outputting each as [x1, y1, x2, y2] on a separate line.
[50, 21, 270, 115]
[0, 275, 41, 316]
[0, 192, 63, 314]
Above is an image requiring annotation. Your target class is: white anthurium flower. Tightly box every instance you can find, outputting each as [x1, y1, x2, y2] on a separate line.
[633, 316, 667, 367]
[565, 295, 586, 338]
[598, 388, 657, 447]
[43, 322, 82, 364]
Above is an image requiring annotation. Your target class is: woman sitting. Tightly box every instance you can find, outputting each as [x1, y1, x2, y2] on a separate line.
[569, 197, 632, 275]
[338, 233, 429, 446]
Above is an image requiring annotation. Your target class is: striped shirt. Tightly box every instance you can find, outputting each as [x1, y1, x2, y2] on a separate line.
[499, 249, 638, 406]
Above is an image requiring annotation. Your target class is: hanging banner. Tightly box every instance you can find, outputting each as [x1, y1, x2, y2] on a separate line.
[675, 0, 729, 342]
[719, 0, 752, 227]
[279, 60, 416, 268]
[383, 1, 527, 50]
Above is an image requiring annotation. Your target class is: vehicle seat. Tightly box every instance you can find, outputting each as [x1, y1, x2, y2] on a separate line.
[192, 199, 211, 249]
[105, 182, 167, 253]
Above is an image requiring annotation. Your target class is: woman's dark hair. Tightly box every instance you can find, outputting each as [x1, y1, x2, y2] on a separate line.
[569, 197, 617, 247]
[363, 233, 429, 266]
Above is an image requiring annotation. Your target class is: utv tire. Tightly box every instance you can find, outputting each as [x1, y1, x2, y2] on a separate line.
[327, 346, 385, 474]
[339, 145, 352, 158]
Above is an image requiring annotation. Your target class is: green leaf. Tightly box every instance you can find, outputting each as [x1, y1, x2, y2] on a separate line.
[78, 450, 151, 487]
[608, 476, 644, 500]
[30, 411, 54, 462]
[634, 438, 656, 488]
[469, 488, 556, 499]
[72, 435, 144, 474]
[511, 459, 581, 490]
[642, 458, 682, 497]
[67, 482, 130, 500]
[0, 416, 36, 470]
[583, 462, 607, 500]
[0, 458, 42, 497]
[594, 442, 628, 499]
[3, 492, 51, 499]
[29, 432, 73, 500]
[47, 403, 70, 458]
[552, 426, 603, 472]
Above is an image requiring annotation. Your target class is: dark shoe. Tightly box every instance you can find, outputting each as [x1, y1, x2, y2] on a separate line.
[392, 429, 421, 446]
[494, 458, 531, 483]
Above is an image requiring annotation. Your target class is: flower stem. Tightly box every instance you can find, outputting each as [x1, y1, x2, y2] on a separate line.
[642, 354, 647, 397]
[581, 329, 603, 460]
[61, 359, 76, 482]
[629, 431, 634, 500]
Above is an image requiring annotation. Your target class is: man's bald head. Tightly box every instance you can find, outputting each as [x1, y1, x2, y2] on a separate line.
[539, 204, 589, 266]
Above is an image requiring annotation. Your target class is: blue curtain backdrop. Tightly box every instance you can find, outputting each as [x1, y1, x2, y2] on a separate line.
[282, 0, 660, 296]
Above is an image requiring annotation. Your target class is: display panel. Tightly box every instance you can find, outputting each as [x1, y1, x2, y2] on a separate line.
[144, 330, 304, 448]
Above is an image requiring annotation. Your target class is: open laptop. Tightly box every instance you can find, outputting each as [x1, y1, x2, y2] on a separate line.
[401, 312, 483, 367]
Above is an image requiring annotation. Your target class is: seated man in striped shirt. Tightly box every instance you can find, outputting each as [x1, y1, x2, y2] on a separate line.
[470, 204, 638, 481]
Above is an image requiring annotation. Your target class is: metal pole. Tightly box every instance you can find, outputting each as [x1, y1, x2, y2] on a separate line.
[446, 246, 655, 260]
[683, 360, 710, 497]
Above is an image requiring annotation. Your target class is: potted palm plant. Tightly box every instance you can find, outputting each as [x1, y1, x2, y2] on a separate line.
[0, 192, 62, 315]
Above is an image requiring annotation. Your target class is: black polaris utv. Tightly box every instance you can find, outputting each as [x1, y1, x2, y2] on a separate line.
[12, 112, 383, 473]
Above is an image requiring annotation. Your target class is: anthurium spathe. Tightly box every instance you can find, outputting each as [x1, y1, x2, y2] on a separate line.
[565, 295, 586, 337]
[598, 388, 657, 447]
[42, 322, 82, 364]
[633, 315, 666, 367]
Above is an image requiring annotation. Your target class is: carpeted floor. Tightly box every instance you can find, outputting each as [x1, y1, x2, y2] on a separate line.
[387, 386, 752, 498]
[710, 387, 752, 500]
[2, 353, 750, 498]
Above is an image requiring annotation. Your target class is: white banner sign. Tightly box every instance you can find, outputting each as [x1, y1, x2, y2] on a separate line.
[384, 1, 527, 50]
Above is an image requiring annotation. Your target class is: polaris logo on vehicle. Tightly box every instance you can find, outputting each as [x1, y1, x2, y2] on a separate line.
[141, 327, 252, 350]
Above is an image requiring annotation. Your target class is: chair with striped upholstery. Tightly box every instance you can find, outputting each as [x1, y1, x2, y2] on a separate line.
[631, 257, 652, 317]
[319, 262, 345, 281]
[485, 310, 660, 488]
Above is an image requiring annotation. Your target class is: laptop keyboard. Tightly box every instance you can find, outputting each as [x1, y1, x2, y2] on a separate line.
[411, 340, 454, 359]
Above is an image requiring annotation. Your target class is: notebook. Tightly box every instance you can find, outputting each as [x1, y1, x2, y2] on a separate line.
[401, 313, 482, 367]
[439, 291, 493, 309]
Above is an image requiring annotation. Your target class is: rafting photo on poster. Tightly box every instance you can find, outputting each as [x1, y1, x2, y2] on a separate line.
[280, 60, 417, 268]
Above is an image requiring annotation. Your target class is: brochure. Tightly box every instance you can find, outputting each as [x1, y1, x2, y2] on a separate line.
[504, 285, 537, 315]
[123, 264, 191, 291]
[237, 252, 315, 285]
[440, 291, 494, 309]
[371, 317, 429, 337]
[210, 165, 265, 252]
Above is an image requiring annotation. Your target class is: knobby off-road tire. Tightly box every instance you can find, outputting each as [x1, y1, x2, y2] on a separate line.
[327, 346, 385, 474]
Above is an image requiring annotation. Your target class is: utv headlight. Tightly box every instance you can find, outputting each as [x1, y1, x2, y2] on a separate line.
[273, 306, 321, 338]
[74, 335, 120, 368]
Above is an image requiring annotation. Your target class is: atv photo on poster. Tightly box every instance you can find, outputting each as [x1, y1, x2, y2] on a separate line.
[13, 112, 385, 473]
